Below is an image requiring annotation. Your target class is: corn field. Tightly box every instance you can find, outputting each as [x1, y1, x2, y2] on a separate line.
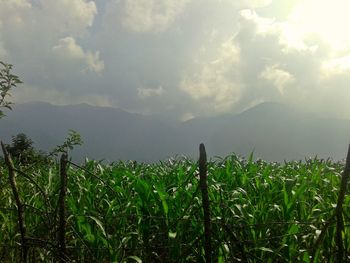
[1, 144, 350, 262]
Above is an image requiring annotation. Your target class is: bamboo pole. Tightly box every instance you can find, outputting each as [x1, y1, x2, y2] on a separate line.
[1, 141, 27, 262]
[199, 143, 212, 262]
[58, 153, 68, 262]
[335, 144, 350, 262]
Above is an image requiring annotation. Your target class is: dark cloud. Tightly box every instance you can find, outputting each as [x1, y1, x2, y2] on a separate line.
[1, 0, 350, 119]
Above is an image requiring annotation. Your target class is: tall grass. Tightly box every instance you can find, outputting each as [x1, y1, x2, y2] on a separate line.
[0, 155, 348, 262]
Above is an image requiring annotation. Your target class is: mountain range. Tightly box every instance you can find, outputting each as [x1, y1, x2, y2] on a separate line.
[0, 102, 349, 162]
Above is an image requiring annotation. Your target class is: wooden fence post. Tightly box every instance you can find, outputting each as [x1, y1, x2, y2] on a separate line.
[335, 144, 350, 262]
[1, 141, 27, 262]
[58, 153, 68, 262]
[199, 143, 212, 263]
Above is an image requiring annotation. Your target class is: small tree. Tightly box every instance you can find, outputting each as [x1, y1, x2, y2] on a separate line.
[0, 61, 22, 118]
[5, 133, 54, 165]
[50, 130, 83, 157]
[6, 133, 35, 164]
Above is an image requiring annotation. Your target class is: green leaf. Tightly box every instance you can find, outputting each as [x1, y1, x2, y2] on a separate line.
[168, 232, 177, 238]
[50, 129, 83, 155]
[303, 251, 310, 263]
[125, 256, 142, 263]
[248, 151, 254, 164]
[258, 247, 274, 253]
[86, 233, 95, 243]
[287, 224, 299, 235]
[88, 216, 107, 237]
[156, 186, 168, 216]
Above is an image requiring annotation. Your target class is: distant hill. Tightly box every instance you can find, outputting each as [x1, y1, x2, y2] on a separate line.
[0, 102, 349, 162]
[183, 102, 350, 161]
[0, 102, 189, 162]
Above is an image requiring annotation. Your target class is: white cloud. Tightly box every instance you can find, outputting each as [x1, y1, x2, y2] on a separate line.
[138, 86, 164, 99]
[0, 0, 101, 74]
[239, 9, 321, 53]
[53, 37, 85, 59]
[38, 0, 97, 37]
[240, 9, 277, 35]
[121, 0, 190, 33]
[235, 8, 350, 117]
[241, 0, 272, 8]
[321, 55, 350, 78]
[0, 0, 97, 37]
[181, 39, 243, 113]
[288, 0, 350, 52]
[52, 37, 104, 74]
[0, 0, 31, 30]
[259, 64, 295, 94]
[85, 51, 105, 74]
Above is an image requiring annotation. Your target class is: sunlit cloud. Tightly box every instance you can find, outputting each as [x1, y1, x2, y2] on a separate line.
[288, 0, 350, 52]
[240, 9, 276, 35]
[321, 55, 350, 78]
[240, 0, 273, 8]
[259, 64, 295, 95]
[52, 37, 104, 74]
[138, 86, 165, 99]
[121, 0, 191, 33]
[180, 39, 243, 113]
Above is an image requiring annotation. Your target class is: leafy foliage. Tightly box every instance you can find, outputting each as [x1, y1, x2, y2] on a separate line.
[50, 130, 83, 156]
[6, 133, 34, 163]
[0, 61, 22, 119]
[5, 133, 51, 165]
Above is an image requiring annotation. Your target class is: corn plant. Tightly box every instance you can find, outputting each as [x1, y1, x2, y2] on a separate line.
[0, 154, 348, 262]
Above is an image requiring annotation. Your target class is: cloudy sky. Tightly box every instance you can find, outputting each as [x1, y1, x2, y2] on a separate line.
[1, 0, 350, 120]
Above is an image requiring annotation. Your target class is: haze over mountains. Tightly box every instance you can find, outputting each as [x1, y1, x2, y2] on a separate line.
[1, 102, 349, 162]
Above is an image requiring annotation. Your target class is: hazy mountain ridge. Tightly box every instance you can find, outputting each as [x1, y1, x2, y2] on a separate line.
[0, 102, 349, 162]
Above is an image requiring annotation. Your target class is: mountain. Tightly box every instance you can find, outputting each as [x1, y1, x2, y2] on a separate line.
[0, 102, 190, 162]
[0, 102, 349, 162]
[182, 102, 350, 161]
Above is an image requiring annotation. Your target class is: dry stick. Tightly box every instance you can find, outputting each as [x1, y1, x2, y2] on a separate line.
[58, 153, 68, 262]
[199, 143, 212, 263]
[1, 141, 27, 262]
[335, 144, 350, 262]
[311, 146, 350, 262]
[14, 168, 53, 232]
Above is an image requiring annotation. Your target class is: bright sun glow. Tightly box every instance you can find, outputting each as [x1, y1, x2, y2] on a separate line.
[289, 0, 350, 52]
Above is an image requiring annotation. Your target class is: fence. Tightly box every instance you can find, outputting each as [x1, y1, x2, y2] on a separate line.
[1, 141, 350, 262]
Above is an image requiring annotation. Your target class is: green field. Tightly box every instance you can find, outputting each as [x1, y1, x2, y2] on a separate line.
[0, 153, 349, 262]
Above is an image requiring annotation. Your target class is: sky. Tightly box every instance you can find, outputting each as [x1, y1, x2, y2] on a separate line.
[1, 0, 350, 121]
